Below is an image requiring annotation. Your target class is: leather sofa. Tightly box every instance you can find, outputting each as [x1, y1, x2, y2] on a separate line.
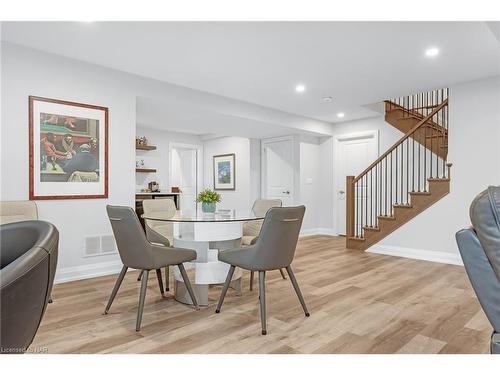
[0, 221, 58, 354]
[456, 186, 500, 354]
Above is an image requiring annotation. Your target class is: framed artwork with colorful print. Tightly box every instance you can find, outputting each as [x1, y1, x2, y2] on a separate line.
[29, 96, 108, 200]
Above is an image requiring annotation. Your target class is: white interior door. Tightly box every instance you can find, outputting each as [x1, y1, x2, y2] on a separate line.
[262, 137, 294, 206]
[172, 147, 198, 212]
[336, 133, 378, 235]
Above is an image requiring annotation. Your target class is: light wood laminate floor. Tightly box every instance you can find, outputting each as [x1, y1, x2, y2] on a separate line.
[32, 236, 492, 354]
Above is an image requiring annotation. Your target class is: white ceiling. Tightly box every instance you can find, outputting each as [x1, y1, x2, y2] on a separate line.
[135, 96, 326, 138]
[2, 21, 499, 126]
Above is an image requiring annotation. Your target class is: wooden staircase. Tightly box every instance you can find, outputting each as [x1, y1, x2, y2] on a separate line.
[346, 89, 451, 250]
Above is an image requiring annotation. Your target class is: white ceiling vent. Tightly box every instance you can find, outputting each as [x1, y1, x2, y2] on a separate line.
[84, 235, 117, 257]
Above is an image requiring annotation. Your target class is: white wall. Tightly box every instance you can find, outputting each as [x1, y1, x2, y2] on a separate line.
[135, 126, 202, 192]
[298, 136, 321, 232]
[378, 76, 500, 256]
[2, 42, 307, 282]
[1, 42, 135, 281]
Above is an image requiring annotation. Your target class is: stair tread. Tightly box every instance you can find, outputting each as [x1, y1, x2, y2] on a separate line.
[393, 204, 413, 208]
[410, 191, 430, 195]
[377, 215, 396, 220]
[428, 178, 450, 182]
[363, 226, 380, 231]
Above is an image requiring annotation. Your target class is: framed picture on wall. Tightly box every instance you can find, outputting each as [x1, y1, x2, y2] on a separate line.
[29, 96, 109, 200]
[213, 153, 235, 190]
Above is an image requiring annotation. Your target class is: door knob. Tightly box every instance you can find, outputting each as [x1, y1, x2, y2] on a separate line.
[282, 190, 290, 194]
[339, 190, 345, 194]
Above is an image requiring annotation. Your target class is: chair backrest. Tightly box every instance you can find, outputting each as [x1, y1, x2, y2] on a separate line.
[0, 201, 38, 225]
[0, 220, 58, 353]
[469, 186, 500, 278]
[252, 206, 305, 269]
[142, 199, 176, 246]
[142, 198, 176, 230]
[106, 205, 154, 269]
[243, 199, 282, 237]
[456, 186, 500, 342]
[252, 199, 282, 217]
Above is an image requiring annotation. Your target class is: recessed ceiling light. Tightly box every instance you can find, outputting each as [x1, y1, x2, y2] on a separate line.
[337, 112, 345, 119]
[322, 96, 333, 103]
[295, 84, 306, 93]
[425, 47, 439, 58]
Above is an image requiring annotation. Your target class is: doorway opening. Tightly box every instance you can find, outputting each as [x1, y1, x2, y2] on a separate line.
[169, 143, 203, 213]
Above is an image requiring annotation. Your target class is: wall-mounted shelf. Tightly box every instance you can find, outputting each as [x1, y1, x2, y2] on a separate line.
[136, 168, 157, 173]
[136, 145, 157, 151]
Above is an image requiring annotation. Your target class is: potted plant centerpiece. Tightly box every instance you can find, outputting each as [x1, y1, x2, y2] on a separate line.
[196, 189, 221, 213]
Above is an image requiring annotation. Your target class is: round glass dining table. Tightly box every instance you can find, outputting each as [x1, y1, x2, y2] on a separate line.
[142, 209, 264, 306]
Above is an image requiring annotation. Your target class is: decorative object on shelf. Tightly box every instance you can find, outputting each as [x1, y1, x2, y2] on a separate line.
[29, 96, 108, 200]
[196, 189, 221, 213]
[135, 136, 148, 147]
[148, 181, 160, 192]
[171, 186, 181, 193]
[213, 153, 235, 190]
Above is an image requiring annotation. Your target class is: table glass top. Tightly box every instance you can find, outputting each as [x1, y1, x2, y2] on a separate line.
[142, 208, 264, 222]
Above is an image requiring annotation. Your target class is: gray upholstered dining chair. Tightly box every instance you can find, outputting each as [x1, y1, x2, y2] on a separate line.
[456, 186, 500, 354]
[215, 205, 309, 335]
[242, 199, 287, 290]
[0, 220, 58, 353]
[141, 198, 176, 291]
[105, 205, 199, 331]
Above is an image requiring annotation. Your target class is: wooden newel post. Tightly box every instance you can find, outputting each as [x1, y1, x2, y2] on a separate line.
[346, 176, 355, 238]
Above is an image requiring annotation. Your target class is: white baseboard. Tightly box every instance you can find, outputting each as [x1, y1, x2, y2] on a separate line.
[368, 244, 463, 266]
[300, 227, 337, 237]
[54, 260, 124, 284]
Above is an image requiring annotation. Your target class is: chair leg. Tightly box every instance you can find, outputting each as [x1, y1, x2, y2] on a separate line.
[178, 264, 199, 310]
[136, 270, 149, 331]
[155, 269, 165, 296]
[250, 270, 254, 291]
[286, 266, 310, 317]
[165, 266, 170, 291]
[104, 265, 128, 314]
[258, 271, 267, 335]
[137, 270, 142, 281]
[215, 265, 236, 313]
[279, 268, 287, 279]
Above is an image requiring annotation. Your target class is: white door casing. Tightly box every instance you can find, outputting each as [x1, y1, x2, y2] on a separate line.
[334, 131, 379, 235]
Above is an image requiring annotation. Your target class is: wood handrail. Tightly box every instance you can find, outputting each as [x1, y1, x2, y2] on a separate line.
[353, 98, 448, 183]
